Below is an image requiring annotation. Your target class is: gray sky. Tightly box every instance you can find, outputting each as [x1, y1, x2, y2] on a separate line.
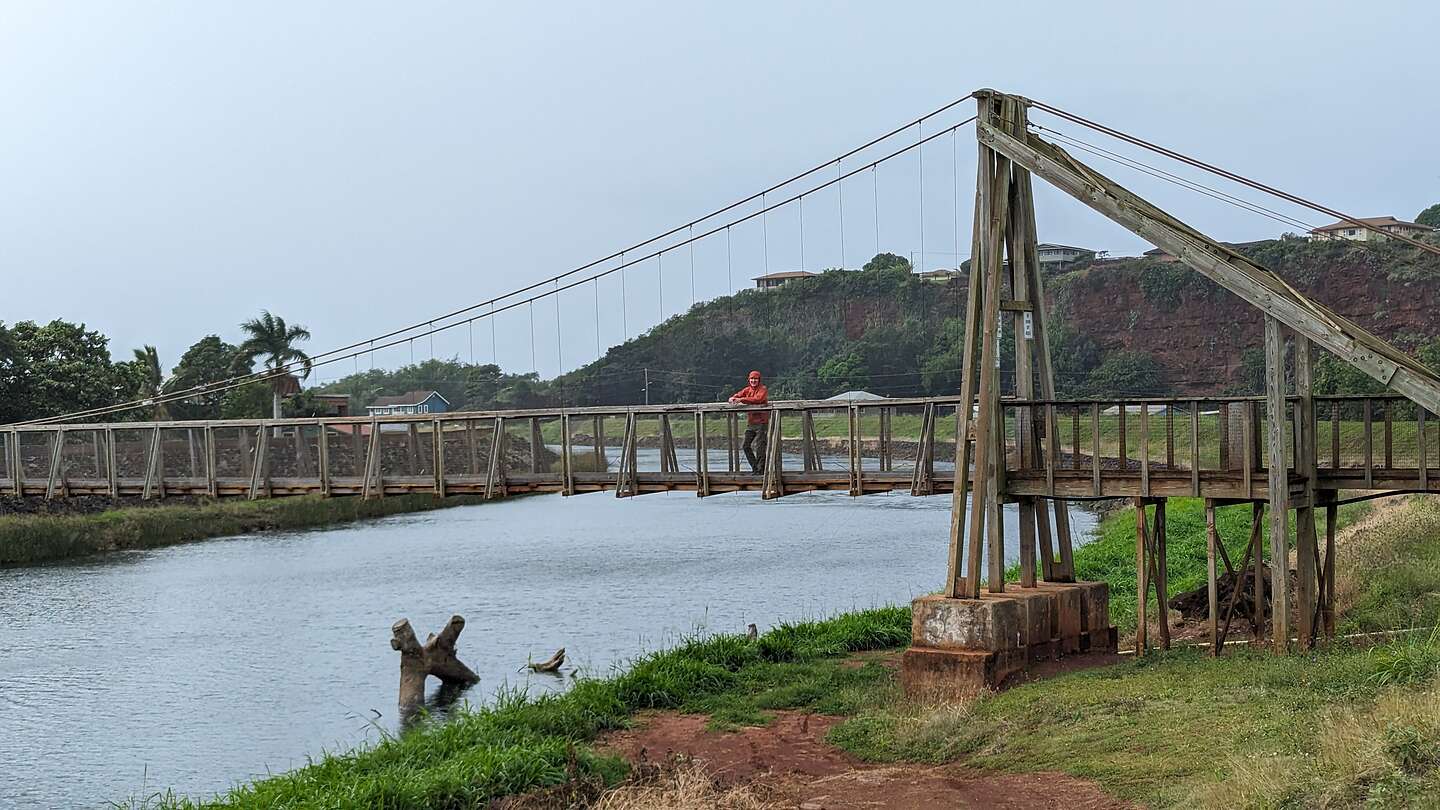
[2, 1, 1436, 385]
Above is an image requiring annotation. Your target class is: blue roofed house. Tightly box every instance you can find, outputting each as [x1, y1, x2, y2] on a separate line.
[365, 390, 451, 417]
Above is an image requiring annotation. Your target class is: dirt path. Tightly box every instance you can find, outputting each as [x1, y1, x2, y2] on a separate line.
[601, 708, 1133, 809]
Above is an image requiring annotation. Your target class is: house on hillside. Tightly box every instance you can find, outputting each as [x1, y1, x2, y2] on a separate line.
[1036, 243, 1096, 270]
[314, 393, 352, 417]
[914, 268, 961, 283]
[365, 390, 451, 417]
[1310, 216, 1435, 243]
[752, 270, 816, 290]
[1144, 247, 1181, 263]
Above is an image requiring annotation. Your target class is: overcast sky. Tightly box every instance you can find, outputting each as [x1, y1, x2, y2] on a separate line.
[2, 1, 1436, 384]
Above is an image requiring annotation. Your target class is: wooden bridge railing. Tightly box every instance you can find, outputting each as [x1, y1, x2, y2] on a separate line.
[1, 394, 1433, 503]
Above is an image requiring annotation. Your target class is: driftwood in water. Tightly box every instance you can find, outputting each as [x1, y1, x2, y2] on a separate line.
[390, 615, 480, 717]
[528, 648, 565, 673]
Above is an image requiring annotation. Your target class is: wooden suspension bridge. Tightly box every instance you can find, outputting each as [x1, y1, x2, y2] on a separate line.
[7, 89, 1440, 661]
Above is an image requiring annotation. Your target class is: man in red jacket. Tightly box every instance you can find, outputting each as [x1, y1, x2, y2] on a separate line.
[728, 370, 770, 474]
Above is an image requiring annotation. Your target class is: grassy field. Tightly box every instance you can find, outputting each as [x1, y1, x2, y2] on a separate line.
[125, 494, 1440, 809]
[0, 493, 487, 566]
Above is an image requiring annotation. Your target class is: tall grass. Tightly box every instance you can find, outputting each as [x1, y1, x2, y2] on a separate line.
[0, 494, 488, 566]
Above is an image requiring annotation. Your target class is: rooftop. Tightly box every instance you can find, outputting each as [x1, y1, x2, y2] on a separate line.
[752, 270, 817, 281]
[1311, 216, 1432, 233]
[369, 390, 450, 408]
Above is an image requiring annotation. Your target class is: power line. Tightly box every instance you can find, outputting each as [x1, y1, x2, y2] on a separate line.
[1025, 96, 1440, 257]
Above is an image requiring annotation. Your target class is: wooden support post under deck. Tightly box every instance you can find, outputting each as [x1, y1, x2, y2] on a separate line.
[143, 427, 162, 500]
[407, 422, 422, 476]
[1206, 499, 1220, 655]
[695, 411, 710, 497]
[593, 415, 606, 473]
[529, 418, 543, 475]
[1264, 316, 1292, 651]
[1323, 503, 1337, 637]
[1018, 496, 1037, 587]
[1135, 498, 1149, 655]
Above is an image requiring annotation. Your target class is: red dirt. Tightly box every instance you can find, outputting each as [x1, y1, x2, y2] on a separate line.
[602, 703, 1133, 809]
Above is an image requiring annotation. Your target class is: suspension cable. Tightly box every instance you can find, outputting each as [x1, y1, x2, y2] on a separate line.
[1025, 96, 1440, 256]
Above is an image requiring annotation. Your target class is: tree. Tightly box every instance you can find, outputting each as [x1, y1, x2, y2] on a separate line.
[862, 252, 912, 273]
[1416, 204, 1440, 229]
[236, 311, 313, 427]
[167, 336, 248, 420]
[0, 320, 133, 424]
[130, 345, 167, 419]
[1082, 351, 1170, 397]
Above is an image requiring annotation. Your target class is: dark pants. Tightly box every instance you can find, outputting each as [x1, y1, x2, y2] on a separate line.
[743, 425, 767, 474]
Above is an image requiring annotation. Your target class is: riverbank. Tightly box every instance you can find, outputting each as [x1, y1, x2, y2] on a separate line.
[131, 495, 1440, 808]
[0, 494, 486, 566]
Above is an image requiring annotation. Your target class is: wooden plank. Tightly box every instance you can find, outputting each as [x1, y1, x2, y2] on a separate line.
[1091, 403, 1102, 496]
[468, 419, 481, 475]
[695, 411, 710, 497]
[529, 418, 543, 475]
[1264, 316, 1291, 652]
[1294, 336, 1318, 649]
[487, 416, 506, 499]
[248, 426, 266, 500]
[205, 426, 218, 497]
[8, 431, 21, 496]
[433, 419, 446, 498]
[105, 427, 118, 498]
[1041, 405, 1055, 496]
[317, 423, 331, 497]
[848, 404, 861, 496]
[1139, 404, 1151, 497]
[976, 118, 1440, 414]
[1324, 503, 1337, 637]
[1206, 499, 1220, 655]
[361, 421, 380, 499]
[560, 414, 573, 496]
[143, 427, 161, 500]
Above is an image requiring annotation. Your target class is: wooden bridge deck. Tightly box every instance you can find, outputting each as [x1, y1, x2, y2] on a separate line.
[3, 393, 1434, 504]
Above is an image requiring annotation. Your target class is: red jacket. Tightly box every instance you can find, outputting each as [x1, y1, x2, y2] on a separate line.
[731, 383, 769, 425]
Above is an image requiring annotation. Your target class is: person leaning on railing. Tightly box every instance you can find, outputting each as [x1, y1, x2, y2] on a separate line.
[728, 371, 769, 474]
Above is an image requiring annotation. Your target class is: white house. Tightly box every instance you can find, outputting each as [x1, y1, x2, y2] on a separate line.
[365, 390, 451, 416]
[1310, 216, 1435, 243]
[1036, 243, 1096, 269]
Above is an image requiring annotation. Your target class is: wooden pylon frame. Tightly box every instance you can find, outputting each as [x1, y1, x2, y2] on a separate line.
[946, 93, 1076, 599]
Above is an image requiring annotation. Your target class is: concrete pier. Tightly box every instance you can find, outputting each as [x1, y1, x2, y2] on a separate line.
[901, 582, 1116, 700]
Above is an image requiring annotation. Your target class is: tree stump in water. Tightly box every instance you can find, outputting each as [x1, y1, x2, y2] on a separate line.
[390, 615, 480, 718]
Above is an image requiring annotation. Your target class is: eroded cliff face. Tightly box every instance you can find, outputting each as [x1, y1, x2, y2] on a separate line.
[1051, 239, 1440, 393]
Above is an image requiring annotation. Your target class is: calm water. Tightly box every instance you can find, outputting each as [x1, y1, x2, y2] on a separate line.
[0, 475, 1094, 808]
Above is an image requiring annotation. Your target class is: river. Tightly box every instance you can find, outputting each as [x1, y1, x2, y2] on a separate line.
[0, 464, 1096, 807]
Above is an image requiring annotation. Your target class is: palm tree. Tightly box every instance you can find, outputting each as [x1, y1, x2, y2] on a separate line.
[133, 345, 167, 420]
[236, 311, 312, 428]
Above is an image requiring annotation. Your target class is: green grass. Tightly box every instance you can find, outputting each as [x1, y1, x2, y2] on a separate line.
[0, 494, 488, 566]
[129, 608, 910, 809]
[1340, 496, 1440, 634]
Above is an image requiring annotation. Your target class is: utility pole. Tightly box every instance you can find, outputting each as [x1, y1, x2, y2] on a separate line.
[643, 368, 650, 405]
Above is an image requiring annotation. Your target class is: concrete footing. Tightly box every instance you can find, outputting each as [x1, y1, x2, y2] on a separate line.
[901, 581, 1117, 701]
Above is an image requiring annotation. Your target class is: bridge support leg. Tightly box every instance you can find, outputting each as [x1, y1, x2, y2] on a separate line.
[1264, 317, 1292, 652]
[1133, 497, 1169, 655]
